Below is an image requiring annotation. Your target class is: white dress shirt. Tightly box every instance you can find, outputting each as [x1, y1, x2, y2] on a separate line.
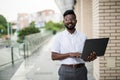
[51, 29, 87, 64]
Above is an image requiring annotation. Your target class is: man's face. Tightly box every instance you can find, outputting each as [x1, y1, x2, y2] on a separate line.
[63, 14, 77, 30]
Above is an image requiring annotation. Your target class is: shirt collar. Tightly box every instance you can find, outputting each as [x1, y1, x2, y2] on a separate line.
[64, 29, 77, 35]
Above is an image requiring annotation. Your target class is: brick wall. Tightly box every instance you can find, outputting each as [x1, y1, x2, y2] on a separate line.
[93, 0, 120, 80]
[92, 0, 100, 79]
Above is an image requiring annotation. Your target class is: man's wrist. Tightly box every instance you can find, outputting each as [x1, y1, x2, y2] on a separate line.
[68, 53, 72, 57]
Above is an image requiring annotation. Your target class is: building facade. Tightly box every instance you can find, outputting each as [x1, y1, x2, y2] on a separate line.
[17, 9, 61, 29]
[92, 0, 120, 79]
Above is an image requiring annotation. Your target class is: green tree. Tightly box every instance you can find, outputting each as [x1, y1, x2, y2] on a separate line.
[45, 21, 54, 31]
[0, 15, 7, 29]
[45, 21, 64, 34]
[0, 15, 8, 35]
[0, 24, 7, 34]
[29, 21, 35, 27]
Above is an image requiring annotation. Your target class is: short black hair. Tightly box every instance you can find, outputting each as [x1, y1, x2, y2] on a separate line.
[63, 10, 76, 18]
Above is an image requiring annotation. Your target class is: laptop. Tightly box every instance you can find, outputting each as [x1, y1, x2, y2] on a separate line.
[81, 38, 109, 60]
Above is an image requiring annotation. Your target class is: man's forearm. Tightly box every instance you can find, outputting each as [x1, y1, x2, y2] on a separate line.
[51, 52, 70, 60]
[51, 52, 82, 60]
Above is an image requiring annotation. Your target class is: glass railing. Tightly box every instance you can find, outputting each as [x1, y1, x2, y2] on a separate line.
[0, 31, 52, 68]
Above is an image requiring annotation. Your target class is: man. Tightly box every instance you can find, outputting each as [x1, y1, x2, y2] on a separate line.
[51, 10, 96, 80]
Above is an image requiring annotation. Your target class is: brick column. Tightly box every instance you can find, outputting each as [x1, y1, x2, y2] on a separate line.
[74, 0, 92, 38]
[92, 0, 120, 80]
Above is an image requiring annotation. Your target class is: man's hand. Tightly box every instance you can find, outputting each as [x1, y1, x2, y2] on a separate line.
[84, 51, 97, 62]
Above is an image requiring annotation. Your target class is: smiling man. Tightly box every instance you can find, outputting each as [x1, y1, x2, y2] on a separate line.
[51, 10, 96, 80]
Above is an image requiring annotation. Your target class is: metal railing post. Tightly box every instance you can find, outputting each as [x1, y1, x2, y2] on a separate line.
[23, 43, 26, 59]
[26, 43, 28, 57]
[11, 46, 14, 64]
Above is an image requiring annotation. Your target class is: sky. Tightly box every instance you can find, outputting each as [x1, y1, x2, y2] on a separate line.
[0, 0, 60, 21]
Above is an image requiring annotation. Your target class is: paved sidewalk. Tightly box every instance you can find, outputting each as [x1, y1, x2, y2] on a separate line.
[11, 37, 95, 80]
[0, 61, 23, 80]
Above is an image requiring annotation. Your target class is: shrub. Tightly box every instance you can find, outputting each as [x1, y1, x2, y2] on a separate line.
[18, 26, 40, 37]
[17, 21, 40, 43]
[45, 21, 64, 34]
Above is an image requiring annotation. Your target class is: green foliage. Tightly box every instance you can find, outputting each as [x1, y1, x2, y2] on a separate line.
[0, 15, 8, 35]
[18, 26, 40, 37]
[0, 15, 7, 29]
[0, 24, 7, 34]
[45, 21, 64, 34]
[29, 21, 35, 27]
[17, 21, 40, 43]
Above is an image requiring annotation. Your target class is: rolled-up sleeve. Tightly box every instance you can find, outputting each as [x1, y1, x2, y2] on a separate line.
[51, 34, 60, 53]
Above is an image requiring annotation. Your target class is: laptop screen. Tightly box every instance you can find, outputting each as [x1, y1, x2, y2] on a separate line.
[81, 38, 109, 60]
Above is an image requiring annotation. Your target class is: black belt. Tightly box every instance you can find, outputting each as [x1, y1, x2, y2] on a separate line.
[61, 63, 85, 68]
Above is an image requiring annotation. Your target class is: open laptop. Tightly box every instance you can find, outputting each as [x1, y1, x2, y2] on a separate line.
[81, 38, 109, 60]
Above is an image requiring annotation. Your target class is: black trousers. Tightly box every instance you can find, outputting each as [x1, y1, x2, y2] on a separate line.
[58, 65, 88, 80]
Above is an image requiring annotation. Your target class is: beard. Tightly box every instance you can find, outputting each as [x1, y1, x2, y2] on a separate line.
[65, 24, 76, 30]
